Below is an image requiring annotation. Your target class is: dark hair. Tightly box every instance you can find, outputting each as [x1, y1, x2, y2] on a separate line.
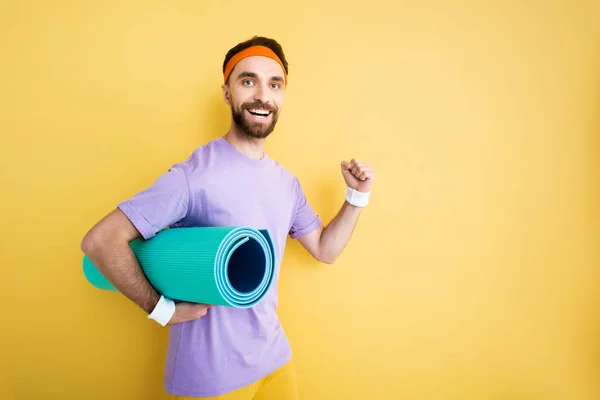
[222, 36, 289, 82]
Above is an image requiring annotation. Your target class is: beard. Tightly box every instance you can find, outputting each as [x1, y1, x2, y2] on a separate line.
[231, 100, 280, 139]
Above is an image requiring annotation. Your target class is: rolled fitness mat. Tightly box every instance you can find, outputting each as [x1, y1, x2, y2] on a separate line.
[82, 226, 276, 308]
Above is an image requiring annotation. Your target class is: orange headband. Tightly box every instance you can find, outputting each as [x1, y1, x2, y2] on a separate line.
[223, 45, 287, 85]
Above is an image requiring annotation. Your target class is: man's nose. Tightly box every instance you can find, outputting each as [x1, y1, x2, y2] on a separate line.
[253, 84, 270, 104]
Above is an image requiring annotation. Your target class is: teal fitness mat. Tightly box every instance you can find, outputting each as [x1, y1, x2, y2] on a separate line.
[83, 226, 275, 308]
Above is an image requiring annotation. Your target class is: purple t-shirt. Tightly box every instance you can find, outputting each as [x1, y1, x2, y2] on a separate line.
[117, 137, 322, 397]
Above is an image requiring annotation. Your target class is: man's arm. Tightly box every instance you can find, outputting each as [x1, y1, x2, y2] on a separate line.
[81, 208, 212, 324]
[81, 208, 160, 313]
[297, 158, 376, 264]
[297, 201, 362, 264]
[80, 162, 211, 325]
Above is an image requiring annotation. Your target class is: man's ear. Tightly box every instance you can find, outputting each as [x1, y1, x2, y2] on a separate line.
[221, 84, 232, 105]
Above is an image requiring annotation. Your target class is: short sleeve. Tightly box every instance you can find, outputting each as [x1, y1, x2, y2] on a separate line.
[289, 178, 322, 239]
[117, 162, 191, 240]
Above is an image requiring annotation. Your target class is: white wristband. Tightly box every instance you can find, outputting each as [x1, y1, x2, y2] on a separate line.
[148, 295, 176, 326]
[346, 187, 370, 207]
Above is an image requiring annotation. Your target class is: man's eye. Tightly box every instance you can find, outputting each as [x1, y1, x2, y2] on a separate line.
[271, 83, 280, 89]
[242, 80, 253, 86]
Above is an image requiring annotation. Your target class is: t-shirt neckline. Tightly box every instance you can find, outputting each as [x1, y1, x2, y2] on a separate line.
[217, 137, 270, 167]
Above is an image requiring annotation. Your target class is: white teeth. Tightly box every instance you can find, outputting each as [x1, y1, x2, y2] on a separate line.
[249, 109, 269, 116]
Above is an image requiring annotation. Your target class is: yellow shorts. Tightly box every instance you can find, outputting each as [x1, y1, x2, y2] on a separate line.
[165, 360, 298, 400]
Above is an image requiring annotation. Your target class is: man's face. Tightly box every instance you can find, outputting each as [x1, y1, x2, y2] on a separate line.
[223, 56, 286, 139]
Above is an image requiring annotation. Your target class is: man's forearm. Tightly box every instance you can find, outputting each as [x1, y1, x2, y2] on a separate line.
[83, 238, 160, 314]
[318, 200, 362, 263]
[297, 159, 375, 264]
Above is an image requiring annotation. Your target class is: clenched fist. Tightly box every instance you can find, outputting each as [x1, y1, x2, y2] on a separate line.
[341, 159, 376, 193]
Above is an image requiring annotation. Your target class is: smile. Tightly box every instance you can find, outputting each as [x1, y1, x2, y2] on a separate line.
[246, 108, 272, 119]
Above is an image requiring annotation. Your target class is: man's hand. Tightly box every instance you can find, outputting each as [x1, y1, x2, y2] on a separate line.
[341, 159, 376, 193]
[167, 302, 213, 325]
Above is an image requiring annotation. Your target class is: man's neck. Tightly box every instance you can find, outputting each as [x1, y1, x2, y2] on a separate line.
[223, 126, 266, 161]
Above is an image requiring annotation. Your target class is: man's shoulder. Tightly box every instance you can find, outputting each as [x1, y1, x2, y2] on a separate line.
[172, 138, 300, 186]
[268, 157, 300, 183]
[172, 137, 226, 172]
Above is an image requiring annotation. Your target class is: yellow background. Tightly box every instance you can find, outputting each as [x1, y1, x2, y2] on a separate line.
[1, 1, 599, 399]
